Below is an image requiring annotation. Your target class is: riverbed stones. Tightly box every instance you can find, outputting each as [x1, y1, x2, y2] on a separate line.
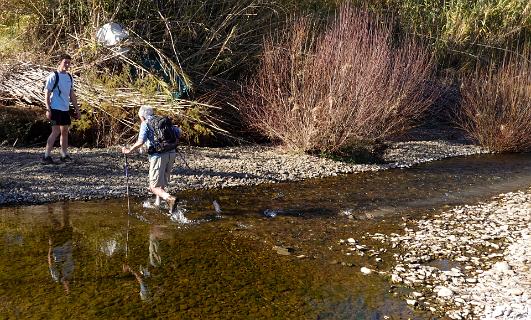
[436, 286, 454, 298]
[406, 299, 417, 306]
[492, 261, 511, 272]
[391, 274, 402, 283]
[273, 245, 294, 256]
[360, 267, 372, 274]
[0, 140, 486, 205]
[364, 189, 531, 320]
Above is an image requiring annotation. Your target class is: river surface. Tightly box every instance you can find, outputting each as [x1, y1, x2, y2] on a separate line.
[1, 153, 530, 319]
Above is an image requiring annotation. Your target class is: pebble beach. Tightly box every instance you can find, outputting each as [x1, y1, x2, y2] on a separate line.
[0, 140, 484, 205]
[363, 189, 531, 319]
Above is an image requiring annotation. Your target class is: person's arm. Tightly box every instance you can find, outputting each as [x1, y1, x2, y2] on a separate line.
[70, 89, 80, 119]
[122, 122, 147, 154]
[122, 139, 144, 154]
[45, 90, 52, 120]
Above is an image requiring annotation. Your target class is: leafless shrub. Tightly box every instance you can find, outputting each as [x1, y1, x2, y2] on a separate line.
[241, 5, 438, 154]
[457, 52, 531, 152]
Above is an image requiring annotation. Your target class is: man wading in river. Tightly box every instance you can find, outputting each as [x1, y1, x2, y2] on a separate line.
[122, 105, 181, 213]
[42, 53, 80, 164]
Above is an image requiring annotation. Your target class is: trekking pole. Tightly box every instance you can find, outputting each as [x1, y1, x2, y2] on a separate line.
[176, 147, 191, 170]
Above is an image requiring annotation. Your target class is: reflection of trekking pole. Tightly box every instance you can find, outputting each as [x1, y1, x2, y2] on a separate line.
[124, 153, 131, 260]
[176, 148, 191, 170]
[124, 154, 131, 215]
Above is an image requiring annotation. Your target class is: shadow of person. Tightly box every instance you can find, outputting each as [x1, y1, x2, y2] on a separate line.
[47, 204, 74, 294]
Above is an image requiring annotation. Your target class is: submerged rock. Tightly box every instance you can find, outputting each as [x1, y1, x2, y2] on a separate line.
[360, 267, 372, 275]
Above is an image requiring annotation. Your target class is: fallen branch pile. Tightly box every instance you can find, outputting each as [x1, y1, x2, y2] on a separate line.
[0, 62, 230, 137]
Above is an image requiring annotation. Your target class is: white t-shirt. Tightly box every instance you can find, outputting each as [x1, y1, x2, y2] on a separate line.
[44, 72, 73, 111]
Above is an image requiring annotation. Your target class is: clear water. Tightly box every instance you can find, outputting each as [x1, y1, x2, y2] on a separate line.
[1, 153, 530, 319]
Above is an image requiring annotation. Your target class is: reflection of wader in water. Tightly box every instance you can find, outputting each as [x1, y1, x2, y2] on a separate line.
[48, 211, 74, 293]
[149, 231, 161, 268]
[124, 225, 167, 301]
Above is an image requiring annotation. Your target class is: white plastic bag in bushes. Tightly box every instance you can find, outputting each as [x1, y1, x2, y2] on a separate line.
[96, 22, 129, 46]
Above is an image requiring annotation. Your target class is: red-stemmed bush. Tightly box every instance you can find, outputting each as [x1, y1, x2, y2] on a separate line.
[457, 52, 531, 153]
[241, 6, 438, 154]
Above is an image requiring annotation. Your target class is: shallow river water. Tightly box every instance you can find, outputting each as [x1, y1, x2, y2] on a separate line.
[1, 153, 530, 319]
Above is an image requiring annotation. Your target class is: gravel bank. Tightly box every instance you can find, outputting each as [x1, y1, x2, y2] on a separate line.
[364, 189, 531, 319]
[0, 140, 485, 205]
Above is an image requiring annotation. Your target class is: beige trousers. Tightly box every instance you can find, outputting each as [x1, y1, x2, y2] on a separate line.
[148, 151, 176, 188]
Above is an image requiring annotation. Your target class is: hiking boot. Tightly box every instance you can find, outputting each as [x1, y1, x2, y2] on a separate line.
[60, 155, 73, 162]
[166, 196, 177, 214]
[42, 156, 55, 165]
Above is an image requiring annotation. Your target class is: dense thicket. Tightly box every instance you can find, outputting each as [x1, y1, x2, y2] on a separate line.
[241, 7, 438, 153]
[457, 51, 531, 153]
[0, 0, 529, 152]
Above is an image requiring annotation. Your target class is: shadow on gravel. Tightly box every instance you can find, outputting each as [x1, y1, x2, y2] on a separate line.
[174, 167, 265, 180]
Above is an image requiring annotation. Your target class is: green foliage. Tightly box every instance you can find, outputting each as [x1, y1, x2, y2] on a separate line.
[0, 14, 33, 55]
[386, 0, 530, 67]
[179, 107, 213, 144]
[70, 114, 92, 132]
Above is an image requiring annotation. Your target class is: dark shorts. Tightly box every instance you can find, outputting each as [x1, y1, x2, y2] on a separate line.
[50, 109, 71, 126]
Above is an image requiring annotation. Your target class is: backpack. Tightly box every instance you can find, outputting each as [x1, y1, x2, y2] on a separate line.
[45, 71, 73, 96]
[147, 115, 179, 155]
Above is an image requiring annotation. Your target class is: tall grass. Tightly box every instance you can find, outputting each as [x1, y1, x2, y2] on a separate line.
[241, 6, 438, 154]
[0, 0, 285, 145]
[390, 0, 530, 66]
[0, 0, 283, 79]
[457, 52, 531, 153]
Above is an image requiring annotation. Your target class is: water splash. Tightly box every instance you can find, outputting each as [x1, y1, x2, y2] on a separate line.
[263, 209, 279, 218]
[142, 200, 158, 209]
[339, 209, 354, 217]
[212, 200, 222, 218]
[168, 207, 191, 224]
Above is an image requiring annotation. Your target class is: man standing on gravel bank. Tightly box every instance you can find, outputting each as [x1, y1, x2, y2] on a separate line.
[122, 105, 180, 213]
[42, 54, 80, 164]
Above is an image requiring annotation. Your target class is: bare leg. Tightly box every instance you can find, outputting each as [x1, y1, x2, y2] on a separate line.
[150, 186, 176, 213]
[45, 126, 61, 156]
[150, 186, 170, 199]
[59, 125, 69, 156]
